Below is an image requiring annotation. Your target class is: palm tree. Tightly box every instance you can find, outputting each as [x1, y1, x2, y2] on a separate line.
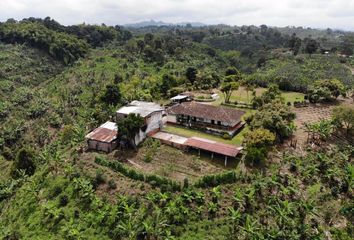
[232, 188, 244, 209]
[243, 81, 255, 104]
[207, 202, 218, 219]
[211, 186, 222, 203]
[240, 214, 260, 239]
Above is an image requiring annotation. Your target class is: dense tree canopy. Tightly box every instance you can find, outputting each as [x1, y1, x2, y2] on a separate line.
[100, 84, 122, 106]
[0, 21, 89, 64]
[307, 79, 346, 103]
[247, 100, 296, 141]
[117, 113, 145, 148]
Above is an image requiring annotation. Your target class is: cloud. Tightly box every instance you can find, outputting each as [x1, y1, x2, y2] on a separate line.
[0, 0, 353, 30]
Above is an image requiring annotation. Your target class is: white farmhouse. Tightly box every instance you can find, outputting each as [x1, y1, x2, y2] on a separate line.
[116, 101, 164, 145]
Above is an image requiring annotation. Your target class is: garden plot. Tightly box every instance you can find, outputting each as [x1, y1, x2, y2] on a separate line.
[127, 144, 226, 182]
[291, 103, 340, 144]
[79, 144, 226, 184]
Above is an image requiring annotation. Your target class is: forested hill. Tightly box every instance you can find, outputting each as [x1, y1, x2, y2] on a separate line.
[0, 17, 131, 64]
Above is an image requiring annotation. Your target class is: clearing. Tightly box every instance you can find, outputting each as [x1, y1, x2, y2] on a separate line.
[79, 144, 229, 184]
[210, 87, 305, 106]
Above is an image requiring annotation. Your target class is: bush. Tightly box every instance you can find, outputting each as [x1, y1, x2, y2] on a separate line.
[11, 148, 36, 178]
[245, 147, 267, 166]
[108, 179, 117, 190]
[95, 169, 106, 185]
[58, 194, 69, 207]
[195, 171, 238, 188]
[244, 128, 275, 148]
[183, 178, 189, 189]
[222, 133, 231, 140]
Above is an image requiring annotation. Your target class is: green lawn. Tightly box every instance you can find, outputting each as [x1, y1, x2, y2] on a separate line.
[163, 125, 248, 146]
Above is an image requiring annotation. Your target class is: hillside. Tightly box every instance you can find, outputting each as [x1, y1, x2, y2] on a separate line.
[248, 54, 353, 92]
[0, 18, 353, 239]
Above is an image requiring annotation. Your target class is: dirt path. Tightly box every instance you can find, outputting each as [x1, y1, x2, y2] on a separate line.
[343, 64, 354, 75]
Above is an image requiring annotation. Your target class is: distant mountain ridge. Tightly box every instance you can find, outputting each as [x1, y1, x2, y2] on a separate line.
[124, 19, 207, 28]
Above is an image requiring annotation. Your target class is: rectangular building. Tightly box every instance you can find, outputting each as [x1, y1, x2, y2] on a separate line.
[116, 101, 164, 145]
[85, 121, 118, 153]
[167, 102, 245, 137]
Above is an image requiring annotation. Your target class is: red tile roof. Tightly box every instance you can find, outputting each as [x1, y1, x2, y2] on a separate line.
[167, 102, 245, 126]
[185, 137, 242, 157]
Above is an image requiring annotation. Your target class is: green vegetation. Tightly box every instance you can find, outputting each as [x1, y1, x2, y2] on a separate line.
[0, 21, 89, 64]
[307, 79, 347, 103]
[117, 113, 145, 148]
[0, 17, 353, 239]
[333, 105, 354, 135]
[248, 55, 353, 92]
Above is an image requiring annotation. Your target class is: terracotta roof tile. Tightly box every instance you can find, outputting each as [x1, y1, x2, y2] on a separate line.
[185, 137, 242, 157]
[167, 102, 245, 126]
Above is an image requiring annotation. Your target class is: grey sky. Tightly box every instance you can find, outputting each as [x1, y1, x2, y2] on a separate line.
[1, 0, 354, 30]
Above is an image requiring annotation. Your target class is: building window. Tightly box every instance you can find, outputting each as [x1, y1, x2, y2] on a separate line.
[211, 120, 215, 124]
[218, 121, 221, 125]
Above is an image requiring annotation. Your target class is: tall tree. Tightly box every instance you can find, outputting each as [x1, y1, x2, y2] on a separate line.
[117, 113, 145, 148]
[185, 67, 198, 85]
[332, 105, 354, 135]
[304, 38, 319, 55]
[101, 84, 122, 106]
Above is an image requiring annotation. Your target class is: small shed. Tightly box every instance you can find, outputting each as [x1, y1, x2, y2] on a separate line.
[85, 121, 118, 153]
[170, 95, 192, 104]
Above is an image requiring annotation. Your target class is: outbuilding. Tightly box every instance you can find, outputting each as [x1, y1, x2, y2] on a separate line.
[85, 121, 118, 153]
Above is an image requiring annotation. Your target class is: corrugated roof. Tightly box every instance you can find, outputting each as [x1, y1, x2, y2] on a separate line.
[185, 137, 242, 157]
[117, 101, 163, 118]
[85, 121, 118, 143]
[170, 95, 188, 100]
[167, 102, 245, 126]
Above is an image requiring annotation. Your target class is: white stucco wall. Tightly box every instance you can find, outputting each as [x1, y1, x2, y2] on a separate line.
[134, 111, 163, 145]
[167, 114, 177, 123]
[88, 140, 117, 153]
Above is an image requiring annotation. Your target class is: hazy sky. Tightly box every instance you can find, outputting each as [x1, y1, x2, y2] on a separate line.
[1, 0, 354, 29]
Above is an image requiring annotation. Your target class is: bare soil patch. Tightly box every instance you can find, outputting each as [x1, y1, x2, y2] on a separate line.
[125, 145, 226, 183]
[290, 98, 353, 145]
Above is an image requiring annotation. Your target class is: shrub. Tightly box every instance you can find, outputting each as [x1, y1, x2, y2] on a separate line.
[183, 178, 189, 189]
[222, 133, 231, 140]
[58, 194, 69, 207]
[243, 128, 275, 148]
[95, 169, 106, 185]
[11, 148, 36, 178]
[108, 179, 117, 190]
[195, 171, 238, 188]
[245, 147, 267, 166]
